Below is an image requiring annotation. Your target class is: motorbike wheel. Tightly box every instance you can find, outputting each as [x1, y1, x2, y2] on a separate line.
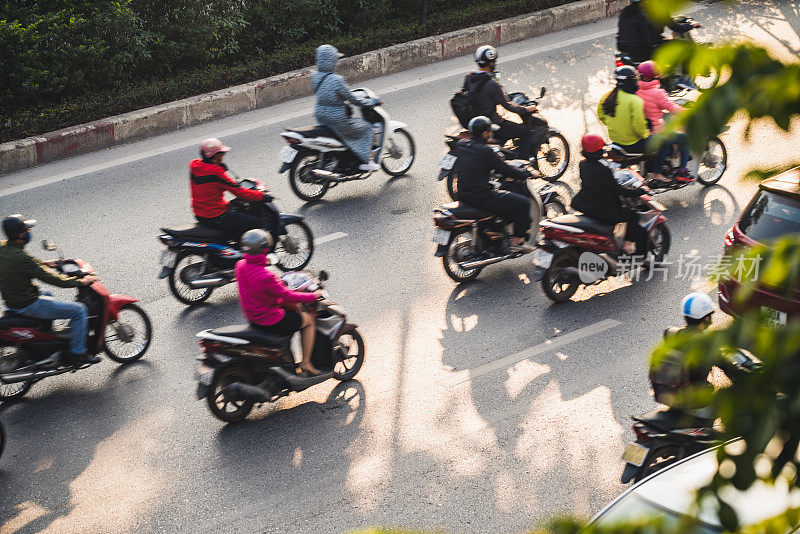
[274, 221, 314, 272]
[543, 199, 567, 219]
[696, 137, 727, 185]
[103, 303, 152, 363]
[536, 132, 570, 181]
[443, 233, 482, 283]
[695, 66, 720, 91]
[649, 223, 671, 264]
[333, 329, 365, 381]
[289, 153, 330, 202]
[0, 347, 32, 401]
[542, 250, 580, 302]
[168, 252, 214, 306]
[207, 365, 255, 423]
[381, 128, 416, 176]
[634, 444, 681, 482]
[446, 172, 459, 201]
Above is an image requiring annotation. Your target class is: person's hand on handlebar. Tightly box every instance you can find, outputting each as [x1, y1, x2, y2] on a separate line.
[80, 275, 99, 286]
[313, 290, 325, 300]
[525, 105, 538, 113]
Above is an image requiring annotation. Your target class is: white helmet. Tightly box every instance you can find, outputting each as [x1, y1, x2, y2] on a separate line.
[681, 292, 715, 320]
[474, 45, 498, 67]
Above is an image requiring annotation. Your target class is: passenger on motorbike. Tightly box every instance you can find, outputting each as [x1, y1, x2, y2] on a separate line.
[570, 134, 651, 256]
[616, 0, 697, 63]
[454, 116, 540, 252]
[236, 230, 324, 376]
[0, 215, 99, 365]
[191, 138, 272, 241]
[463, 45, 547, 162]
[650, 293, 744, 414]
[636, 61, 691, 182]
[313, 44, 381, 172]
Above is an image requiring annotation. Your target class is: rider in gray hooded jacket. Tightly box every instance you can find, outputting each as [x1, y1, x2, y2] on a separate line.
[312, 45, 380, 172]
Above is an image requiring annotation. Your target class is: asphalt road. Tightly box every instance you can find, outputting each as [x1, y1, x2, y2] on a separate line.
[2, 2, 800, 533]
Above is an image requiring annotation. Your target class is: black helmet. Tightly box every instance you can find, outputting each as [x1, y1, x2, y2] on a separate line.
[614, 65, 639, 93]
[2, 214, 36, 240]
[474, 45, 498, 67]
[240, 229, 273, 255]
[468, 116, 498, 136]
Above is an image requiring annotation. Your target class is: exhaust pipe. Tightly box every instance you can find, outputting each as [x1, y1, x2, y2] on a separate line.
[269, 366, 334, 390]
[222, 382, 272, 403]
[187, 270, 234, 289]
[461, 254, 514, 270]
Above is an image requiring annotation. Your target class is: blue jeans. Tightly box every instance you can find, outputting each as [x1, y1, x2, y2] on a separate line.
[10, 295, 89, 354]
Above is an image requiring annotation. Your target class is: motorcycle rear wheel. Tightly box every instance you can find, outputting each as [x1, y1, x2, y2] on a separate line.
[289, 154, 330, 202]
[207, 365, 255, 423]
[649, 223, 671, 264]
[274, 221, 314, 272]
[536, 132, 570, 181]
[696, 137, 727, 185]
[446, 171, 459, 201]
[103, 303, 152, 363]
[333, 330, 365, 381]
[443, 233, 482, 283]
[0, 347, 32, 401]
[168, 252, 214, 306]
[542, 250, 580, 302]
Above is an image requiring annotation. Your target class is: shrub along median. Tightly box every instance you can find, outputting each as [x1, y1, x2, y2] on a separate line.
[1, 0, 574, 144]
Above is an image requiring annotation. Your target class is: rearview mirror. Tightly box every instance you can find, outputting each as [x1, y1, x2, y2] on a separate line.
[319, 270, 329, 282]
[42, 240, 57, 251]
[540, 87, 547, 98]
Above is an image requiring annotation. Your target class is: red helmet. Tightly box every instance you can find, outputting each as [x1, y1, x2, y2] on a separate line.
[581, 133, 606, 153]
[637, 60, 658, 81]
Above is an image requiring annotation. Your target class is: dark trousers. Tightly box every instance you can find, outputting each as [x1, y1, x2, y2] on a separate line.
[617, 42, 654, 63]
[621, 136, 688, 175]
[197, 209, 274, 242]
[467, 189, 531, 238]
[495, 119, 548, 161]
[620, 208, 648, 256]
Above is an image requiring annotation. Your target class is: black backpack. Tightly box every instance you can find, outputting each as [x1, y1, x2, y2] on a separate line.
[450, 74, 490, 129]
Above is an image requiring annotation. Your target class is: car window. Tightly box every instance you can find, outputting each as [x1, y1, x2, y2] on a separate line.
[593, 494, 721, 533]
[739, 191, 800, 243]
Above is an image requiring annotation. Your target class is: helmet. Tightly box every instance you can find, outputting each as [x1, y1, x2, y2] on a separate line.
[199, 138, 230, 159]
[681, 292, 715, 320]
[240, 229, 274, 255]
[2, 214, 36, 240]
[637, 60, 658, 81]
[468, 116, 498, 136]
[474, 45, 498, 67]
[614, 65, 638, 86]
[581, 133, 606, 153]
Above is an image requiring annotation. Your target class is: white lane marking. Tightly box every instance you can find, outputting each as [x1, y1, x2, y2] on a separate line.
[314, 232, 347, 245]
[442, 318, 623, 388]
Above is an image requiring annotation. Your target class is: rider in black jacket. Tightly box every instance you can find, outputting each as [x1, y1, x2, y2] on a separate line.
[616, 0, 696, 63]
[464, 45, 548, 162]
[455, 116, 538, 252]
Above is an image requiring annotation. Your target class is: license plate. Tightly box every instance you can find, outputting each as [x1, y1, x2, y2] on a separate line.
[622, 442, 649, 467]
[439, 154, 457, 170]
[194, 363, 214, 385]
[160, 250, 177, 268]
[280, 146, 298, 163]
[433, 228, 451, 246]
[761, 307, 787, 329]
[532, 249, 553, 268]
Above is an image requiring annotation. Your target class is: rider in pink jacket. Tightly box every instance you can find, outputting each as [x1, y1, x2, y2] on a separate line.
[236, 232, 323, 375]
[635, 61, 692, 182]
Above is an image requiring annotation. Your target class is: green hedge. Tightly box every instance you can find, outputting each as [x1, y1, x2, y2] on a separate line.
[0, 0, 571, 142]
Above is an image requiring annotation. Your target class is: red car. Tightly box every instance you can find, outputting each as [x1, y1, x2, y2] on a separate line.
[718, 168, 800, 325]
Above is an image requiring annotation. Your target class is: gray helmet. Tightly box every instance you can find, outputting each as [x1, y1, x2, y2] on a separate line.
[474, 45, 498, 67]
[468, 115, 498, 136]
[240, 229, 273, 255]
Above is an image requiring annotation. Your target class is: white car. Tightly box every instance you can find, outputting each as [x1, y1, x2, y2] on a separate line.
[592, 440, 800, 532]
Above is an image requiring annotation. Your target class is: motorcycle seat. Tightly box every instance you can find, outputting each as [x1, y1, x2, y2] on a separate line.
[210, 325, 291, 348]
[632, 409, 713, 432]
[161, 224, 229, 243]
[548, 214, 615, 235]
[0, 310, 53, 329]
[436, 202, 493, 221]
[287, 125, 338, 139]
[608, 144, 647, 163]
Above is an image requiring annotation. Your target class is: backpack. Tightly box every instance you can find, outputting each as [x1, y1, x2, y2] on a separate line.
[450, 74, 490, 129]
[649, 328, 691, 391]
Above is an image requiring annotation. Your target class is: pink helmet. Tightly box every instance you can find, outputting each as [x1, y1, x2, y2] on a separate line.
[637, 61, 659, 81]
[199, 138, 230, 159]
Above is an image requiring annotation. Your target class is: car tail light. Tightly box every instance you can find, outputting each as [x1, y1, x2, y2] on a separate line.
[724, 227, 736, 248]
[633, 424, 651, 442]
[281, 135, 302, 145]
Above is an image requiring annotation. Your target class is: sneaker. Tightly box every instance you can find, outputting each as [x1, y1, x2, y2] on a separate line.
[675, 169, 695, 183]
[358, 161, 380, 172]
[66, 352, 101, 365]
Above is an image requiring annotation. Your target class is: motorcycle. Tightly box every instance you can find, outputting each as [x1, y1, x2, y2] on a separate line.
[533, 191, 670, 302]
[279, 88, 416, 202]
[158, 179, 314, 306]
[439, 87, 570, 199]
[620, 349, 759, 483]
[194, 270, 364, 422]
[433, 165, 569, 283]
[616, 16, 720, 94]
[0, 241, 152, 401]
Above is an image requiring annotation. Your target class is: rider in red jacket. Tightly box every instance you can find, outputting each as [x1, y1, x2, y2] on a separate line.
[190, 138, 270, 240]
